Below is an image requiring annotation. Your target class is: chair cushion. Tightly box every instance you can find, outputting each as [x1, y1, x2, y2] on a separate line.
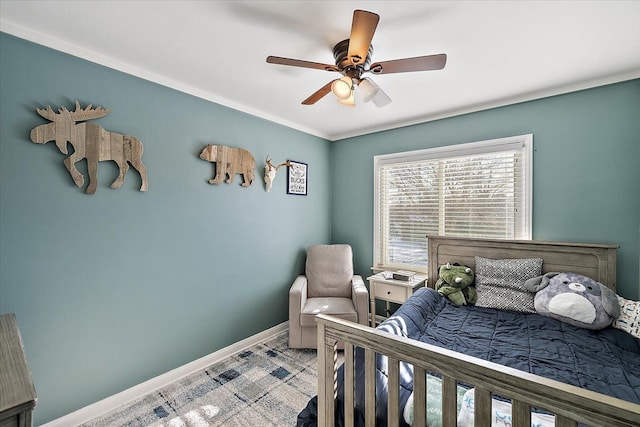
[306, 244, 353, 298]
[300, 297, 358, 326]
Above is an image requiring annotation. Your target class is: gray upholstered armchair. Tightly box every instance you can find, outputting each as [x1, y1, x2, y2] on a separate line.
[288, 244, 369, 349]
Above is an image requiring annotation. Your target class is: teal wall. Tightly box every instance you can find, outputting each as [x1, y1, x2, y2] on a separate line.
[0, 34, 331, 424]
[331, 79, 640, 301]
[2, 31, 639, 425]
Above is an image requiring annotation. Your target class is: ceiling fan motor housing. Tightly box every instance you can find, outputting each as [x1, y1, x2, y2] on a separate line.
[333, 39, 372, 80]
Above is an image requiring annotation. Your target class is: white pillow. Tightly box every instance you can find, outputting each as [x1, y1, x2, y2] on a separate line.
[612, 295, 640, 338]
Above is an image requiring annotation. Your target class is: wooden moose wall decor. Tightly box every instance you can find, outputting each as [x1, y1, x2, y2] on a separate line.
[264, 156, 291, 192]
[29, 101, 148, 195]
[199, 144, 256, 187]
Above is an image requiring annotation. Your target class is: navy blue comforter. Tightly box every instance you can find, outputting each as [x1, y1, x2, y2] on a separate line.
[297, 287, 640, 426]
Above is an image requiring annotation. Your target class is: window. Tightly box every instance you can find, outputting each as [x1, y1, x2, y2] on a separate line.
[374, 134, 532, 271]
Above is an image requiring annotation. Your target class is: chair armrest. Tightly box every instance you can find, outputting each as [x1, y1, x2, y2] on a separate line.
[289, 275, 308, 320]
[351, 275, 369, 325]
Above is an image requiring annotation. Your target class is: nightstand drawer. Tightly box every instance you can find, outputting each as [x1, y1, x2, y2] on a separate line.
[367, 272, 427, 327]
[375, 282, 406, 303]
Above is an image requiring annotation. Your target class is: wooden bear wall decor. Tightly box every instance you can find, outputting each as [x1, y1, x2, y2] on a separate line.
[199, 144, 256, 187]
[29, 101, 148, 195]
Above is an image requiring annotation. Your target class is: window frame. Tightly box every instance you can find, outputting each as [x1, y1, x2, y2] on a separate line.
[373, 134, 533, 272]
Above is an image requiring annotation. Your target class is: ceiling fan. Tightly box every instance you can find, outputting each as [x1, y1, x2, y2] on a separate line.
[266, 9, 447, 107]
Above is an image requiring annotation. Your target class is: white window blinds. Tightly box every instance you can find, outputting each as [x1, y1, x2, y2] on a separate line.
[374, 134, 532, 271]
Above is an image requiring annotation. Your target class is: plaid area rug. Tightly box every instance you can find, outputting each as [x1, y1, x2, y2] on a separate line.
[82, 331, 318, 426]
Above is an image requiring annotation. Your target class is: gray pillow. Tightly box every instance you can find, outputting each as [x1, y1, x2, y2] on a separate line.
[475, 256, 543, 313]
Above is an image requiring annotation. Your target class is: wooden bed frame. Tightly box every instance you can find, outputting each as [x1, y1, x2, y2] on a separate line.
[316, 236, 639, 427]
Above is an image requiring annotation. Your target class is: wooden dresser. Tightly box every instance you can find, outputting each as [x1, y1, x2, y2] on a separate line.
[0, 314, 36, 427]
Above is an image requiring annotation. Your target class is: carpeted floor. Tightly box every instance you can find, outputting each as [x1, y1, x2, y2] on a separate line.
[81, 331, 318, 427]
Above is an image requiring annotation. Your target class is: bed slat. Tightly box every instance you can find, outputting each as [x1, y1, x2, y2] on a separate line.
[364, 348, 375, 427]
[512, 399, 531, 427]
[474, 386, 492, 426]
[442, 375, 457, 427]
[556, 415, 578, 427]
[413, 366, 427, 426]
[387, 358, 400, 427]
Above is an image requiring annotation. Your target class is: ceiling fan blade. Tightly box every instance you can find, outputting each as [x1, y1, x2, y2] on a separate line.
[347, 10, 379, 66]
[302, 80, 334, 105]
[369, 53, 447, 74]
[267, 56, 339, 72]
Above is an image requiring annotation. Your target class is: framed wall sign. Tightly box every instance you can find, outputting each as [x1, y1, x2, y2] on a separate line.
[287, 160, 308, 195]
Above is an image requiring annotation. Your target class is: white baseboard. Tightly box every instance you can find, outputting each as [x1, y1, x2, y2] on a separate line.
[42, 322, 289, 427]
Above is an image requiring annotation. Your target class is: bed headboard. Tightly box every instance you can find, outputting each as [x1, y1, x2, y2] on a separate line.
[427, 236, 618, 291]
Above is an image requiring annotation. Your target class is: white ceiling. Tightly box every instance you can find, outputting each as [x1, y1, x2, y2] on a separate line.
[2, 1, 639, 141]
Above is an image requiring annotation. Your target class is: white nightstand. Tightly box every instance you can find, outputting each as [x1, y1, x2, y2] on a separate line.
[366, 272, 427, 327]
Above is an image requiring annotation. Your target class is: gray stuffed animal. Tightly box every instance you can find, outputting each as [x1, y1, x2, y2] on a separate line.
[524, 272, 620, 330]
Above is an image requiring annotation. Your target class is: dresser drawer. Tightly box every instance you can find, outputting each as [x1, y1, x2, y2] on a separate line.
[374, 282, 407, 303]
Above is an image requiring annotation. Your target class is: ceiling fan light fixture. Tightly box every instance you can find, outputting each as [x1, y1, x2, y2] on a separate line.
[331, 76, 353, 100]
[359, 77, 380, 103]
[372, 88, 392, 107]
[338, 88, 356, 106]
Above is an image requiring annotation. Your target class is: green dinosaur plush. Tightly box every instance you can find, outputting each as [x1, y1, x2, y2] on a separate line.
[435, 262, 477, 306]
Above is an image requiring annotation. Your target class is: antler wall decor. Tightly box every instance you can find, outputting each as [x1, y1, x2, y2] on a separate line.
[264, 156, 291, 192]
[29, 101, 148, 194]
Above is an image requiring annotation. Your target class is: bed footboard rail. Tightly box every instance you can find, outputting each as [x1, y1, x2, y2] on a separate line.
[316, 314, 640, 427]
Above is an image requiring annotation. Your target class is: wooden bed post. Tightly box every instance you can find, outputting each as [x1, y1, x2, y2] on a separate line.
[317, 321, 338, 427]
